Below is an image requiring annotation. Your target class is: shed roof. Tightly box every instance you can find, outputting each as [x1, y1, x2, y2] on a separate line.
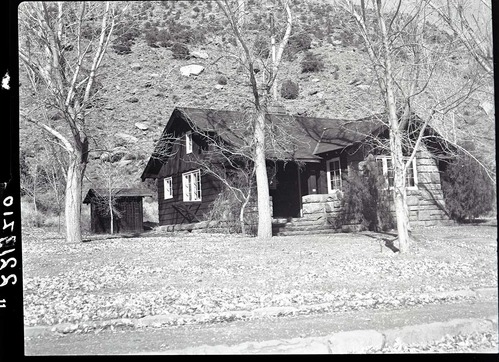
[83, 188, 153, 204]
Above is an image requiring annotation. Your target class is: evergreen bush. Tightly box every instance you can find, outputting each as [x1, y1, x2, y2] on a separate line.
[157, 28, 173, 48]
[441, 152, 495, 222]
[216, 74, 228, 85]
[301, 51, 325, 73]
[291, 32, 312, 52]
[171, 42, 190, 59]
[111, 20, 140, 54]
[285, 32, 312, 60]
[111, 43, 132, 55]
[280, 80, 300, 99]
[341, 155, 394, 231]
[145, 28, 159, 47]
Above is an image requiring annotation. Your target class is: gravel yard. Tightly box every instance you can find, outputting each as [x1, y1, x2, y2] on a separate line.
[22, 223, 497, 330]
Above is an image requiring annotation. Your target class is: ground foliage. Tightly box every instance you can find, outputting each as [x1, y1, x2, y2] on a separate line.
[22, 224, 497, 329]
[370, 332, 498, 353]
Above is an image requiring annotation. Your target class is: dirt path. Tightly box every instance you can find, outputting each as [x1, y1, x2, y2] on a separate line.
[25, 299, 498, 355]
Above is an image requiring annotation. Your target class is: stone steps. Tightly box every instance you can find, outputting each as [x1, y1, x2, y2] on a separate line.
[272, 216, 339, 236]
[276, 229, 337, 236]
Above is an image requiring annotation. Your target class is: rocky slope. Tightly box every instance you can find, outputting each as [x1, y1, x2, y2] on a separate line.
[19, 0, 495, 195]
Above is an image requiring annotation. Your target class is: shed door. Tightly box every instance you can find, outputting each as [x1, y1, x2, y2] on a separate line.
[119, 198, 143, 233]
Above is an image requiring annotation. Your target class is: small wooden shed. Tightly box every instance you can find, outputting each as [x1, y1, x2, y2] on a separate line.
[83, 188, 153, 234]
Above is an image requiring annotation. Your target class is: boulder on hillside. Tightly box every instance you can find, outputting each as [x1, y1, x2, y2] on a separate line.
[99, 152, 111, 162]
[127, 97, 139, 103]
[191, 50, 209, 59]
[130, 63, 142, 71]
[109, 149, 132, 163]
[134, 122, 149, 131]
[480, 101, 494, 115]
[116, 132, 138, 144]
[180, 64, 205, 77]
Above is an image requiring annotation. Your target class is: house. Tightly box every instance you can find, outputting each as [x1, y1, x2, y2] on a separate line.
[141, 107, 450, 234]
[83, 188, 153, 234]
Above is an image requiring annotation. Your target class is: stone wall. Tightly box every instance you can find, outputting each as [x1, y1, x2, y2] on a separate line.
[407, 148, 451, 227]
[294, 147, 451, 231]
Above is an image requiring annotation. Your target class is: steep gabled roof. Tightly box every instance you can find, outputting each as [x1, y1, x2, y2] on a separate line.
[83, 188, 153, 204]
[141, 107, 386, 180]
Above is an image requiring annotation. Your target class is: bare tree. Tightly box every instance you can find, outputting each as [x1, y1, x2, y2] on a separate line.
[216, 0, 293, 238]
[19, 2, 121, 242]
[426, 0, 493, 75]
[342, 0, 486, 252]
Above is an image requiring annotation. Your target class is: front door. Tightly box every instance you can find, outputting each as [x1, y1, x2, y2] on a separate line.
[269, 162, 301, 218]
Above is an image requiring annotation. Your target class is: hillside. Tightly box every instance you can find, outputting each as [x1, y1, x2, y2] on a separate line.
[19, 0, 495, 204]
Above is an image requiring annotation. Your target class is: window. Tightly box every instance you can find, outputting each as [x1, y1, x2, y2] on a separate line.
[182, 170, 201, 201]
[326, 158, 343, 193]
[163, 177, 173, 200]
[376, 157, 417, 189]
[185, 131, 193, 154]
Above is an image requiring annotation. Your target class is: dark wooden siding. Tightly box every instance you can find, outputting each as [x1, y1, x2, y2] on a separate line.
[118, 197, 144, 233]
[157, 132, 208, 178]
[90, 197, 145, 233]
[158, 171, 223, 225]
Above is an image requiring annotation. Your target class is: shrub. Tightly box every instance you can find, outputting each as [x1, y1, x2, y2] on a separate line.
[145, 28, 159, 47]
[171, 43, 190, 59]
[280, 80, 299, 99]
[441, 152, 495, 222]
[216, 74, 228, 85]
[301, 51, 325, 73]
[157, 28, 173, 48]
[81, 24, 98, 40]
[205, 186, 257, 235]
[113, 21, 140, 46]
[112, 43, 132, 55]
[112, 20, 140, 54]
[290, 32, 312, 52]
[285, 32, 313, 60]
[341, 155, 394, 231]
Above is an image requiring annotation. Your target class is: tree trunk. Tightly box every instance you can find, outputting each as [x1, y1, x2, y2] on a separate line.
[239, 201, 246, 236]
[376, 0, 411, 252]
[239, 187, 253, 236]
[65, 154, 84, 243]
[254, 109, 272, 239]
[32, 163, 39, 227]
[109, 191, 114, 235]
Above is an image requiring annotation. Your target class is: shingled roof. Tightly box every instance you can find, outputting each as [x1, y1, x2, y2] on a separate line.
[141, 107, 386, 180]
[83, 188, 153, 204]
